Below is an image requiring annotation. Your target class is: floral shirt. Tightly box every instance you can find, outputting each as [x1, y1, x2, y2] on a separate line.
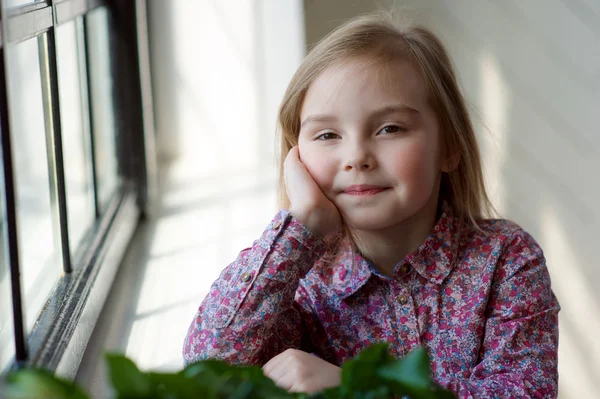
[183, 204, 560, 398]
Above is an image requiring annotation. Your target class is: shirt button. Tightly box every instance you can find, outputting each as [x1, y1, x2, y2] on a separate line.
[240, 272, 252, 283]
[272, 221, 282, 230]
[399, 265, 409, 274]
[397, 295, 408, 305]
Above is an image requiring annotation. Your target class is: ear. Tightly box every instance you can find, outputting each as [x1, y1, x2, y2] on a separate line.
[441, 152, 460, 173]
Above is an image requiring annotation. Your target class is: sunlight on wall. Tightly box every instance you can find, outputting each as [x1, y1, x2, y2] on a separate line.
[126, 187, 279, 371]
[540, 204, 600, 397]
[478, 52, 508, 214]
[169, 0, 259, 175]
[151, 0, 305, 178]
[127, 0, 305, 372]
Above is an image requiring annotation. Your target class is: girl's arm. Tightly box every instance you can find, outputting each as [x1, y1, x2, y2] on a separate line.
[182, 209, 327, 366]
[441, 232, 560, 398]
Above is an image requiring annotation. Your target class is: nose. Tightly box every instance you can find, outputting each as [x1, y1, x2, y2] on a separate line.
[343, 140, 375, 171]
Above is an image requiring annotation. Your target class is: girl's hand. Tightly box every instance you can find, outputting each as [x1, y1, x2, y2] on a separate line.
[262, 349, 342, 393]
[284, 146, 342, 238]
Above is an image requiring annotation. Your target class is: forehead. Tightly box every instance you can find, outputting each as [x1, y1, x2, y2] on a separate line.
[301, 57, 429, 117]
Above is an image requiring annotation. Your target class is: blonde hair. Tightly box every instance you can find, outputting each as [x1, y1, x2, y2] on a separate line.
[277, 10, 494, 228]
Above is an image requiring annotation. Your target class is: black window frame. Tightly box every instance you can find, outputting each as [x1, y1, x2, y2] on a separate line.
[0, 0, 156, 377]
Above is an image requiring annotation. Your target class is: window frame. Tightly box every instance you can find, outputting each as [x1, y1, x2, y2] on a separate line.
[0, 0, 156, 377]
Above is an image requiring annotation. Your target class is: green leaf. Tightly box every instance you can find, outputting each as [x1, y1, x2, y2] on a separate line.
[339, 343, 393, 396]
[184, 359, 293, 399]
[290, 385, 343, 399]
[183, 359, 233, 379]
[2, 344, 456, 399]
[105, 353, 151, 398]
[147, 371, 210, 398]
[427, 384, 457, 399]
[377, 347, 456, 399]
[378, 347, 430, 389]
[3, 369, 89, 399]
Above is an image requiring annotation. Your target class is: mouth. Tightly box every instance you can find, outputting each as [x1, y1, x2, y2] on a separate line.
[342, 185, 391, 196]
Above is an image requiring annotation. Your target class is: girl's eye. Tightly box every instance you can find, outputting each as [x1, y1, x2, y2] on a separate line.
[316, 132, 339, 140]
[378, 125, 406, 135]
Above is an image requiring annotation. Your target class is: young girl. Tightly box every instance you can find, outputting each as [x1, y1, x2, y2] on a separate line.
[183, 11, 559, 398]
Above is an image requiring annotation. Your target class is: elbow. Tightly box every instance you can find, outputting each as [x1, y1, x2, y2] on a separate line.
[182, 328, 250, 366]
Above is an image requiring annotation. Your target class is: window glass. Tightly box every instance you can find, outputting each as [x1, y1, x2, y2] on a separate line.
[86, 7, 121, 212]
[56, 18, 95, 254]
[4, 34, 63, 333]
[0, 163, 15, 371]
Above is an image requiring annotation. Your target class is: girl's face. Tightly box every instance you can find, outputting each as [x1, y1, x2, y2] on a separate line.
[298, 57, 443, 232]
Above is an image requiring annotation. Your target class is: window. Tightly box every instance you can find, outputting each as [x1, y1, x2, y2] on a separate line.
[56, 18, 96, 256]
[0, 175, 15, 371]
[86, 7, 121, 213]
[0, 0, 155, 376]
[4, 34, 63, 334]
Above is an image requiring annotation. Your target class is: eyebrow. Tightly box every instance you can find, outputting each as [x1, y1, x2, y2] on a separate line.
[300, 104, 419, 129]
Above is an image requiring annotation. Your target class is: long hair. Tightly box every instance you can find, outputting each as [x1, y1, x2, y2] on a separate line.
[277, 10, 494, 249]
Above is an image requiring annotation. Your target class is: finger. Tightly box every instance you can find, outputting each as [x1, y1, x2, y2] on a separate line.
[262, 351, 287, 378]
[264, 359, 295, 391]
[285, 147, 317, 190]
[286, 145, 299, 161]
[263, 350, 306, 388]
[284, 146, 304, 182]
[283, 146, 299, 171]
[271, 365, 295, 391]
[284, 150, 310, 200]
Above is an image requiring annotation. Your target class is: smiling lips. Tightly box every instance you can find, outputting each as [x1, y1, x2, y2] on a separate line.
[342, 185, 390, 196]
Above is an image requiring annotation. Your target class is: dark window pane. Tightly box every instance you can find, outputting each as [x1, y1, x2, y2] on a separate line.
[4, 34, 63, 333]
[56, 19, 95, 254]
[86, 7, 120, 211]
[0, 169, 15, 371]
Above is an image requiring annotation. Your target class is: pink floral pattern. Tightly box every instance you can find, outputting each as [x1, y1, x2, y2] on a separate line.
[183, 204, 559, 398]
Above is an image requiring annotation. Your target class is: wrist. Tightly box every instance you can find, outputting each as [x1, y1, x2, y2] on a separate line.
[289, 207, 329, 238]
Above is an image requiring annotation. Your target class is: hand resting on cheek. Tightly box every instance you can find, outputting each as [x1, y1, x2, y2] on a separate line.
[284, 146, 343, 238]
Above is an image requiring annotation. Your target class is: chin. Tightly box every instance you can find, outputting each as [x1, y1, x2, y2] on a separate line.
[342, 211, 402, 232]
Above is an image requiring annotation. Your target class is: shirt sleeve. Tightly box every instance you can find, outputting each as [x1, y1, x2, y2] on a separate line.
[182, 209, 327, 366]
[440, 231, 560, 398]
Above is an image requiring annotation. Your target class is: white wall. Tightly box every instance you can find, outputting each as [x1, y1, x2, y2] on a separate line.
[149, 0, 305, 171]
[304, 1, 599, 398]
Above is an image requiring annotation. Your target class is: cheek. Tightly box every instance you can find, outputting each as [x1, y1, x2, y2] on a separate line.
[387, 141, 439, 187]
[297, 143, 336, 189]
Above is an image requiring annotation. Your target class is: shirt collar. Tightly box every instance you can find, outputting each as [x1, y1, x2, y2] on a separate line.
[330, 249, 373, 300]
[406, 201, 460, 285]
[331, 202, 460, 300]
